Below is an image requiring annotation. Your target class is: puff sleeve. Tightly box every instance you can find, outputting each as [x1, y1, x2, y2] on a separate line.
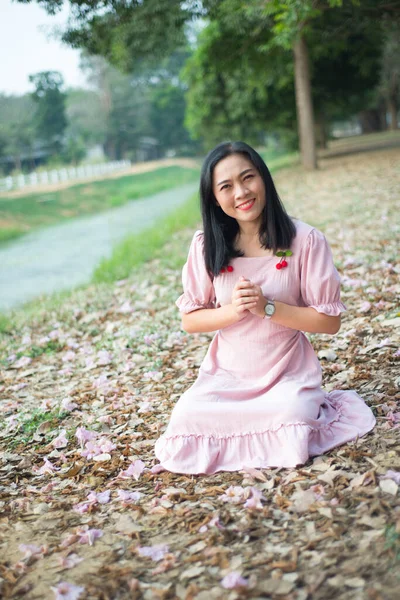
[300, 228, 347, 316]
[175, 231, 216, 314]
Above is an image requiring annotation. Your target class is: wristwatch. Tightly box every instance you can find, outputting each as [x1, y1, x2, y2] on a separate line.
[264, 299, 276, 319]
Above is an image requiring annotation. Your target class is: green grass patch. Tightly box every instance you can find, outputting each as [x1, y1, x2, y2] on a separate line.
[384, 524, 400, 564]
[4, 408, 71, 449]
[92, 191, 201, 283]
[0, 226, 27, 244]
[0, 165, 200, 245]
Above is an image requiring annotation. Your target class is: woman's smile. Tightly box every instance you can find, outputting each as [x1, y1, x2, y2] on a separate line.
[236, 198, 256, 210]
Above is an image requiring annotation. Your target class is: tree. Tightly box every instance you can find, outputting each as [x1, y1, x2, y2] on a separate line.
[182, 19, 296, 148]
[29, 71, 67, 154]
[0, 94, 37, 172]
[17, 0, 400, 169]
[379, 20, 400, 130]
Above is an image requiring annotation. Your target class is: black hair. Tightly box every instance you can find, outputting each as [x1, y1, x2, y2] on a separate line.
[200, 141, 296, 276]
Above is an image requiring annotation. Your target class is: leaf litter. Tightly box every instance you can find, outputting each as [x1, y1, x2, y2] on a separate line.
[0, 148, 399, 599]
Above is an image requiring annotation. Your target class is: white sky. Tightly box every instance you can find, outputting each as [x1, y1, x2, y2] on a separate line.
[0, 0, 87, 95]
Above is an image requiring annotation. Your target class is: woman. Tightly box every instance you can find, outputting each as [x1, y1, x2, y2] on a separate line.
[154, 141, 376, 475]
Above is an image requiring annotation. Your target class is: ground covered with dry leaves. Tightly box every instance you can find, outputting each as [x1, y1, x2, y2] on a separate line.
[0, 148, 399, 600]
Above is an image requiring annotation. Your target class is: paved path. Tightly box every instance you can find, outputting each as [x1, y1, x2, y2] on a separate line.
[0, 182, 198, 312]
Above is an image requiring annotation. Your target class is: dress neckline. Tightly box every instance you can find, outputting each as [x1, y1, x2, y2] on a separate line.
[233, 255, 275, 260]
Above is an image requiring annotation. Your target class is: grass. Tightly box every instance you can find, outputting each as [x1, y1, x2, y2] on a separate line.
[3, 408, 71, 449]
[92, 191, 201, 283]
[0, 165, 200, 245]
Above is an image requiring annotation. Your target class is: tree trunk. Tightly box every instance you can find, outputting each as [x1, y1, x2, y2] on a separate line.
[315, 112, 327, 149]
[388, 97, 399, 130]
[358, 109, 383, 133]
[293, 35, 317, 170]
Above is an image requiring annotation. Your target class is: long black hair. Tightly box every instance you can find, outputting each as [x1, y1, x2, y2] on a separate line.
[200, 141, 296, 276]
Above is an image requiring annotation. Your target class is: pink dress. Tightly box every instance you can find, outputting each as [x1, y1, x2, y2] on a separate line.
[154, 219, 376, 475]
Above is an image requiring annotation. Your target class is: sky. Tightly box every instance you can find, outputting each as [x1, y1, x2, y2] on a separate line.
[0, 0, 87, 95]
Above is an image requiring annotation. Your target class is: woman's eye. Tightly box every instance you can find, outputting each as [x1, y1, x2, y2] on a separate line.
[244, 174, 254, 180]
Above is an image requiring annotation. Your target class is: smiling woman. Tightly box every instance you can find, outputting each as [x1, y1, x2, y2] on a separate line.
[154, 141, 376, 476]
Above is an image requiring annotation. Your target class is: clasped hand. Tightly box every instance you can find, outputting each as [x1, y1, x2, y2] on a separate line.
[231, 276, 267, 319]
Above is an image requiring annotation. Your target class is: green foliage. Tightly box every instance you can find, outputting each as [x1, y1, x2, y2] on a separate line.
[0, 94, 37, 172]
[182, 16, 296, 148]
[384, 524, 400, 563]
[5, 408, 70, 448]
[29, 71, 68, 153]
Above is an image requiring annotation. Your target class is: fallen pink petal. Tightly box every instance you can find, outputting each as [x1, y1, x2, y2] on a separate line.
[137, 544, 169, 561]
[51, 581, 85, 600]
[221, 571, 249, 589]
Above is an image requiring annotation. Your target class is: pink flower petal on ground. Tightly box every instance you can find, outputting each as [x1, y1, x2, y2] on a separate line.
[310, 484, 326, 499]
[51, 581, 84, 600]
[143, 370, 163, 382]
[96, 350, 113, 366]
[19, 544, 46, 560]
[244, 487, 264, 510]
[150, 464, 166, 474]
[75, 427, 97, 445]
[118, 301, 134, 313]
[116, 490, 143, 504]
[52, 429, 68, 449]
[73, 502, 92, 515]
[14, 356, 32, 369]
[61, 398, 78, 412]
[77, 527, 103, 546]
[62, 351, 76, 362]
[359, 301, 372, 313]
[58, 554, 84, 569]
[221, 571, 249, 589]
[60, 534, 80, 549]
[138, 401, 153, 414]
[87, 490, 111, 504]
[380, 470, 400, 484]
[36, 458, 61, 475]
[98, 439, 116, 453]
[118, 459, 146, 481]
[80, 441, 101, 460]
[219, 486, 247, 504]
[137, 544, 169, 561]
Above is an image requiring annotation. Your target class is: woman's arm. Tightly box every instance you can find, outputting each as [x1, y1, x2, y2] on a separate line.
[234, 277, 341, 334]
[182, 304, 241, 333]
[270, 301, 341, 334]
[182, 276, 258, 333]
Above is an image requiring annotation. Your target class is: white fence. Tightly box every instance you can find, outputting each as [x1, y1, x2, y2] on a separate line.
[0, 160, 132, 193]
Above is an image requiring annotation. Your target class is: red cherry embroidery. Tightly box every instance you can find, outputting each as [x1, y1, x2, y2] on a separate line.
[276, 250, 292, 270]
[220, 267, 226, 273]
[227, 265, 234, 272]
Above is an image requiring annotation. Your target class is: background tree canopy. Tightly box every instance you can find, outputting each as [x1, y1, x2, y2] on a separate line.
[2, 0, 400, 173]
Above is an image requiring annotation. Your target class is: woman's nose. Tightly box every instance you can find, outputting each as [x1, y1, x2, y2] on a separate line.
[234, 182, 248, 199]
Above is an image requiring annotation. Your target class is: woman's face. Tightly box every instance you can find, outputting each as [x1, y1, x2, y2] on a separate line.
[212, 153, 266, 230]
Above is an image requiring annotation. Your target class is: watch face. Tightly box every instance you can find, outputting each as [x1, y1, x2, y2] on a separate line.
[265, 303, 275, 316]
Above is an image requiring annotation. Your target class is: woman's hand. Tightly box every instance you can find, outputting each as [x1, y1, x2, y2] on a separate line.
[231, 276, 265, 319]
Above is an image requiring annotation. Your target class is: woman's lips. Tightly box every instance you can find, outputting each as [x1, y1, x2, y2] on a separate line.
[237, 198, 255, 211]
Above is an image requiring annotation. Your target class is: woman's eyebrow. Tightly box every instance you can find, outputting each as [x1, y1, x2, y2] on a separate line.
[217, 168, 254, 186]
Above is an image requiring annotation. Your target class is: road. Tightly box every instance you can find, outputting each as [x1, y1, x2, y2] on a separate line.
[0, 182, 198, 312]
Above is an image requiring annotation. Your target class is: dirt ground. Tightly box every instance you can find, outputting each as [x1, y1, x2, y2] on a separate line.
[0, 147, 399, 599]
